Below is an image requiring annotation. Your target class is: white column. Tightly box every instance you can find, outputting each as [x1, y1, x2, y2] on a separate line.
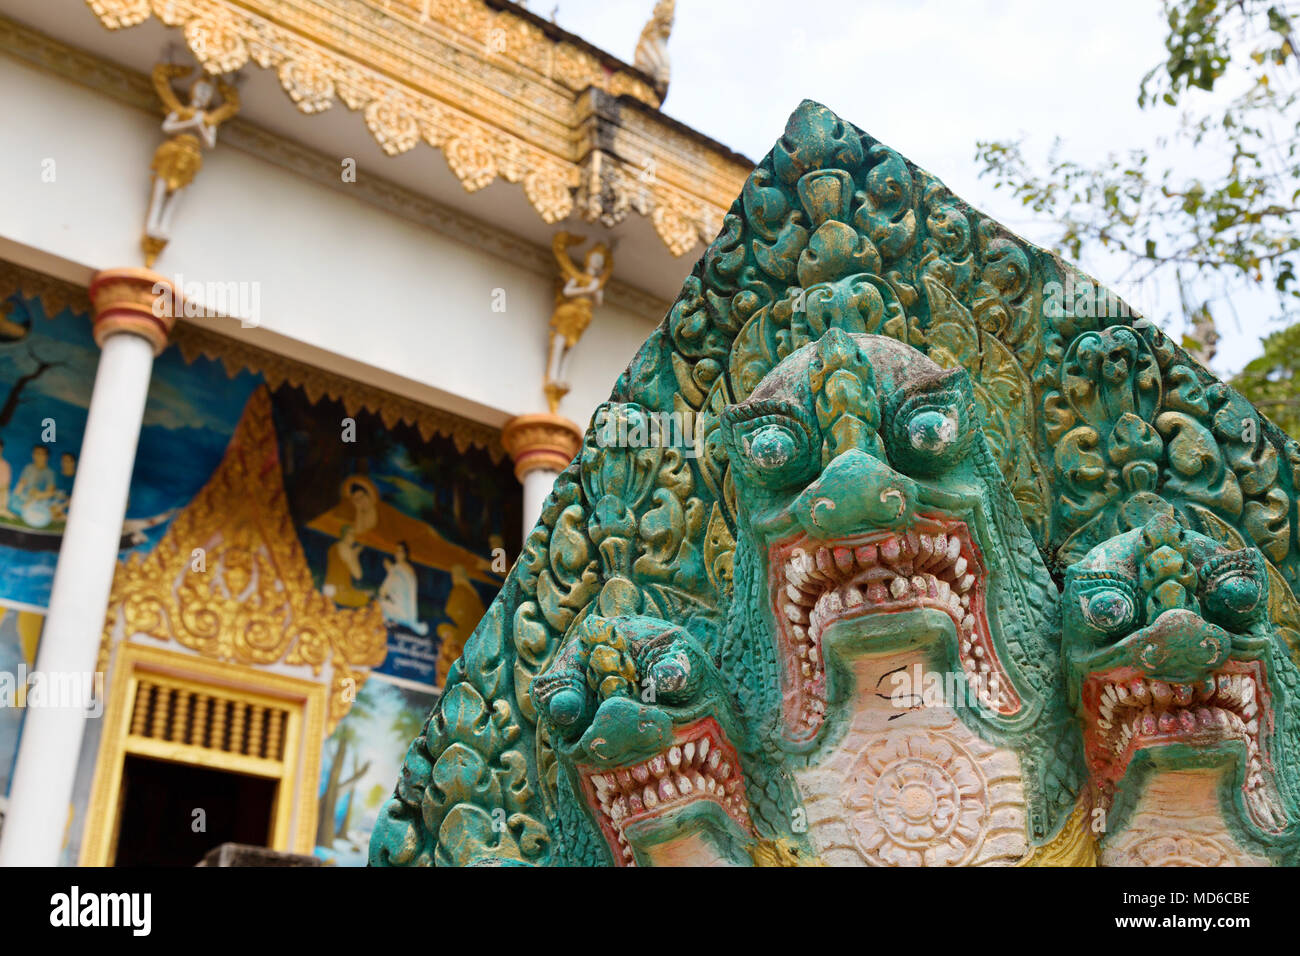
[501, 412, 583, 543]
[520, 466, 561, 538]
[0, 269, 176, 866]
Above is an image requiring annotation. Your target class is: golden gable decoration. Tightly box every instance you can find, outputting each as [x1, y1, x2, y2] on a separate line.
[82, 0, 751, 255]
[104, 384, 388, 731]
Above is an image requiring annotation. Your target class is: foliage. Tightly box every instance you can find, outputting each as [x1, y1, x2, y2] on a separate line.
[975, 1, 1300, 363]
[1234, 318, 1300, 436]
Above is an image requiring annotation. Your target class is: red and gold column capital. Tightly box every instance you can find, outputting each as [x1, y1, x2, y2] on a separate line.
[87, 267, 180, 355]
[501, 412, 584, 482]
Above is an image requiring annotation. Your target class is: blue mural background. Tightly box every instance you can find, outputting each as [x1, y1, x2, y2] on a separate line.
[0, 290, 259, 609]
[0, 277, 518, 866]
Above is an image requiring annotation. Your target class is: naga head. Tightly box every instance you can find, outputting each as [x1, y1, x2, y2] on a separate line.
[1064, 511, 1300, 864]
[716, 330, 1080, 863]
[531, 614, 755, 866]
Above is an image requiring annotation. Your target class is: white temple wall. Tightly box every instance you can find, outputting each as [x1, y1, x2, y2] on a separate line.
[0, 50, 658, 429]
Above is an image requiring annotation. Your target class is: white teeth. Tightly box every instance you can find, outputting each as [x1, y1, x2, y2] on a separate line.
[684, 741, 695, 765]
[697, 737, 709, 762]
[1091, 668, 1284, 831]
[643, 786, 659, 809]
[668, 746, 682, 768]
[776, 529, 991, 729]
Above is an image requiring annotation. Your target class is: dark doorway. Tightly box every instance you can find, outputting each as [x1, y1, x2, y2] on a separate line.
[113, 755, 277, 866]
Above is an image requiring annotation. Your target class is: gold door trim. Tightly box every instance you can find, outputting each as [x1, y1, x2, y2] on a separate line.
[80, 643, 326, 866]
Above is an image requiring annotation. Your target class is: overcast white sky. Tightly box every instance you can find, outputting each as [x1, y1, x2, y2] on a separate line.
[534, 0, 1279, 377]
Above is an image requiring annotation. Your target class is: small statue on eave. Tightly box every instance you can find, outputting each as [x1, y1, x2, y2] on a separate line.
[544, 232, 613, 414]
[634, 0, 675, 99]
[142, 63, 240, 267]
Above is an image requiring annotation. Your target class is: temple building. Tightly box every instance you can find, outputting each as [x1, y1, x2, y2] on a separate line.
[0, 0, 750, 865]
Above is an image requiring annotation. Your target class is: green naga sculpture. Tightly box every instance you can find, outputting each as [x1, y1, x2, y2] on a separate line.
[1063, 513, 1300, 865]
[370, 100, 1300, 867]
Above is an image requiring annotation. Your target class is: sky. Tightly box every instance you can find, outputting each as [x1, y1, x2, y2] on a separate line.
[532, 0, 1280, 378]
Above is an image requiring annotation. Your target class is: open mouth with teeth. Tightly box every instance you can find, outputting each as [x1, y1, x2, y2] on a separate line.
[577, 718, 752, 867]
[769, 515, 1020, 741]
[1082, 660, 1286, 831]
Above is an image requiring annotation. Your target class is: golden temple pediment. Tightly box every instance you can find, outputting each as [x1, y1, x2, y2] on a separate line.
[103, 384, 388, 731]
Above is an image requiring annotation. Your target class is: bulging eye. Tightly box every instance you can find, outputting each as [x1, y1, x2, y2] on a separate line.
[722, 404, 818, 490]
[1081, 589, 1137, 636]
[1201, 551, 1266, 627]
[885, 370, 974, 477]
[747, 424, 795, 468]
[1065, 572, 1139, 645]
[905, 409, 959, 455]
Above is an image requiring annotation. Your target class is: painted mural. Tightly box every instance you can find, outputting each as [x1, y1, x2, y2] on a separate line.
[313, 677, 437, 866]
[0, 286, 259, 610]
[0, 280, 260, 864]
[0, 268, 520, 866]
[271, 384, 517, 689]
[269, 385, 520, 865]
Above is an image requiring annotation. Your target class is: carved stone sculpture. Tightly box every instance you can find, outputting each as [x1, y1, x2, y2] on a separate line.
[370, 101, 1300, 867]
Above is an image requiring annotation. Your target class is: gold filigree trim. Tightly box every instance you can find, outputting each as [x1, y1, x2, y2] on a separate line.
[0, 15, 670, 309]
[171, 321, 505, 460]
[105, 385, 388, 732]
[81, 0, 751, 254]
[0, 260, 504, 460]
[79, 642, 327, 863]
[0, 260, 91, 317]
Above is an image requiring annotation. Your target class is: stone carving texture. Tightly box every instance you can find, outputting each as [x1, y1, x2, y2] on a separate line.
[370, 101, 1300, 866]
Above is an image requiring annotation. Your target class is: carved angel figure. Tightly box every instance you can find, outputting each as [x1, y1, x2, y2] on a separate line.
[143, 64, 240, 264]
[545, 232, 613, 413]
